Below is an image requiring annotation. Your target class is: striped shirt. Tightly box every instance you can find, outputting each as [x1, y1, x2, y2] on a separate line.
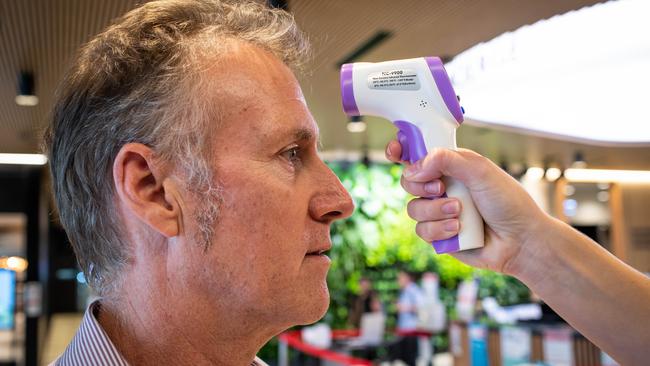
[53, 300, 268, 366]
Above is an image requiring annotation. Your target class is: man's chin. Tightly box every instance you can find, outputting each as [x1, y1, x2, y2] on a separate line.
[300, 306, 329, 326]
[298, 283, 330, 325]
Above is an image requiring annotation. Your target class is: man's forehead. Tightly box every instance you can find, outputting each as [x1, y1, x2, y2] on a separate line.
[254, 100, 320, 146]
[201, 44, 319, 146]
[204, 42, 304, 102]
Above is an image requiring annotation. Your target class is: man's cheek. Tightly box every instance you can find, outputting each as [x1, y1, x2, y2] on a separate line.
[226, 187, 289, 224]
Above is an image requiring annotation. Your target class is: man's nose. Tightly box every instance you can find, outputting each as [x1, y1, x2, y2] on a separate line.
[310, 164, 355, 224]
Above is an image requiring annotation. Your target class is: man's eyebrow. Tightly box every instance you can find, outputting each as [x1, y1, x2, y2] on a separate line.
[290, 127, 321, 148]
[292, 127, 314, 142]
[274, 127, 321, 150]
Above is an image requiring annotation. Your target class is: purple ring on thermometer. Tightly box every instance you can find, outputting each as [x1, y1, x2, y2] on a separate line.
[424, 57, 464, 124]
[340, 63, 359, 116]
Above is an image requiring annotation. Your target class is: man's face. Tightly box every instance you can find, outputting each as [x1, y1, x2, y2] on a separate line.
[169, 43, 354, 333]
[360, 279, 371, 293]
[398, 272, 411, 289]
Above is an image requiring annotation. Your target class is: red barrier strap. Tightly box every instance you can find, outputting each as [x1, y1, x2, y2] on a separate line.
[395, 329, 434, 337]
[278, 330, 372, 366]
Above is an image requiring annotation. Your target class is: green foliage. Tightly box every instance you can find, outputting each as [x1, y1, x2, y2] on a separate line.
[476, 269, 531, 305]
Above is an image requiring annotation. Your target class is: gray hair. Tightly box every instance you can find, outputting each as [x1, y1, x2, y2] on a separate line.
[43, 0, 310, 296]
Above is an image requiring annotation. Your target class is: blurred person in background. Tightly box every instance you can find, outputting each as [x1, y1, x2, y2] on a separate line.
[418, 272, 445, 333]
[396, 271, 423, 331]
[348, 277, 382, 329]
[389, 271, 424, 366]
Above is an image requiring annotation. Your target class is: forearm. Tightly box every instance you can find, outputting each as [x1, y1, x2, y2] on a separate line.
[510, 216, 650, 366]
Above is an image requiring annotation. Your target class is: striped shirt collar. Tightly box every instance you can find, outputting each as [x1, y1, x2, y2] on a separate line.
[55, 300, 268, 366]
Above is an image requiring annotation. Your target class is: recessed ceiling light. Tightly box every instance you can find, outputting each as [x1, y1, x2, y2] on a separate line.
[0, 153, 48, 165]
[347, 116, 367, 133]
[564, 168, 650, 183]
[545, 167, 562, 182]
[524, 167, 544, 181]
[15, 95, 39, 106]
[16, 72, 38, 107]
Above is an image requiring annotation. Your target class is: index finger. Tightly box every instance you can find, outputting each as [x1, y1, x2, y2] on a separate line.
[385, 139, 402, 163]
[402, 148, 452, 182]
[403, 148, 488, 185]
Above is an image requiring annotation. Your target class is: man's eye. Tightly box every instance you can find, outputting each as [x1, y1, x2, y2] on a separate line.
[281, 147, 302, 165]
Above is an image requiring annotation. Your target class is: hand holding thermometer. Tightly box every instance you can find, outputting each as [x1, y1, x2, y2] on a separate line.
[340, 56, 484, 253]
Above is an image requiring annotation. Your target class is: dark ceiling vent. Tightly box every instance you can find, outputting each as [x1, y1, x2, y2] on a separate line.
[15, 71, 38, 106]
[336, 30, 393, 68]
[439, 55, 454, 63]
[268, 0, 288, 11]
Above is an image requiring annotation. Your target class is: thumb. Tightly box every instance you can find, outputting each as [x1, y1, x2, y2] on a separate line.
[403, 148, 493, 190]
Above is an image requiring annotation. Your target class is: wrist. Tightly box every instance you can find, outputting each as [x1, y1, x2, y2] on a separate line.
[503, 213, 562, 284]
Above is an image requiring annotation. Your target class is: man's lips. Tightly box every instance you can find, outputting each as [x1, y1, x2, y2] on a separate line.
[306, 244, 331, 256]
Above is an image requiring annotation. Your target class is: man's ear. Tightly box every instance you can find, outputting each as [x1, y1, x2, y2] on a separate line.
[113, 143, 180, 238]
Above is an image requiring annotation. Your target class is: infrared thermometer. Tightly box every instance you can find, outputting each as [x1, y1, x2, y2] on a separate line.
[340, 56, 484, 253]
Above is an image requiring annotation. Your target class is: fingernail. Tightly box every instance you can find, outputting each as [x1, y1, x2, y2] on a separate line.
[442, 200, 459, 214]
[385, 144, 393, 157]
[424, 181, 441, 194]
[444, 219, 459, 232]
